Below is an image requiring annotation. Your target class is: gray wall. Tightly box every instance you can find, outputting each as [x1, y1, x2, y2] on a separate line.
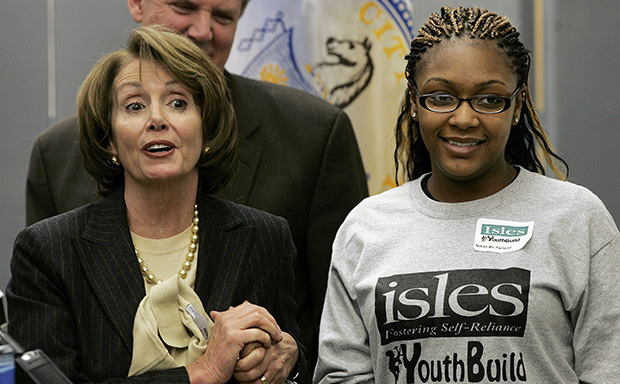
[1, 0, 48, 290]
[1, 1, 49, 291]
[552, 2, 620, 219]
[0, 1, 136, 289]
[1, 1, 618, 290]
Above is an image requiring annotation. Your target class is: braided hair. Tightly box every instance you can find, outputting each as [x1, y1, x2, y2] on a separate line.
[395, 6, 568, 183]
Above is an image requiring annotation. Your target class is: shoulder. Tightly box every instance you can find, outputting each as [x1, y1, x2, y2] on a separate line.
[203, 195, 289, 232]
[228, 198, 287, 225]
[34, 116, 79, 148]
[226, 73, 356, 150]
[521, 170, 609, 211]
[15, 204, 94, 258]
[352, 183, 413, 215]
[518, 169, 618, 236]
[338, 183, 413, 233]
[24, 203, 92, 234]
[206, 197, 295, 255]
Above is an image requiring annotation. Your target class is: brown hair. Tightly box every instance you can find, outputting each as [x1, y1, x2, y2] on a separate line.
[395, 6, 568, 183]
[78, 25, 238, 196]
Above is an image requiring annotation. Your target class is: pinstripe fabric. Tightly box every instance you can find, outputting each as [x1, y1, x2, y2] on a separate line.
[7, 187, 307, 383]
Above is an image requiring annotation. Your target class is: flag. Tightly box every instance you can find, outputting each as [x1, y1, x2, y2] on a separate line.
[226, 0, 415, 195]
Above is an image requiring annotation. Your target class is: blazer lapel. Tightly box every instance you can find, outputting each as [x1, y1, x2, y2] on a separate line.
[221, 73, 262, 205]
[194, 195, 254, 312]
[73, 189, 144, 352]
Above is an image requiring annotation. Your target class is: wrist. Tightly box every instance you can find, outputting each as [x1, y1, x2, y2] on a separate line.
[287, 356, 301, 381]
[186, 359, 226, 384]
[286, 337, 301, 382]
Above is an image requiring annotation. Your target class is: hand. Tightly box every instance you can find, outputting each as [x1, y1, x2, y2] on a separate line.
[186, 301, 283, 384]
[234, 332, 299, 384]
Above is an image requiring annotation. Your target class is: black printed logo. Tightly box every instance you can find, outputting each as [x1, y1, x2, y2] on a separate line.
[375, 268, 530, 345]
[386, 341, 527, 383]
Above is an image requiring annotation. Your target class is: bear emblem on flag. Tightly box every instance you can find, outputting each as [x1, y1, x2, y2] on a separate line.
[310, 37, 373, 108]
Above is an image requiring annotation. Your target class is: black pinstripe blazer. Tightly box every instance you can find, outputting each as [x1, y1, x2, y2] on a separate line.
[7, 187, 308, 383]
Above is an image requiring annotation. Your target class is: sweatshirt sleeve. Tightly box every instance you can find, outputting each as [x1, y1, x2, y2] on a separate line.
[573, 219, 620, 383]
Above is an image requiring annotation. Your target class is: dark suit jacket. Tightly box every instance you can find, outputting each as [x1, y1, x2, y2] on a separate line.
[25, 73, 369, 369]
[8, 187, 308, 383]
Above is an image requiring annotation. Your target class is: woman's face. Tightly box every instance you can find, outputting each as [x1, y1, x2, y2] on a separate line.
[411, 37, 522, 188]
[110, 59, 203, 188]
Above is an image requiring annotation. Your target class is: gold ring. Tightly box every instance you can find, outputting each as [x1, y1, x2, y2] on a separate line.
[260, 376, 269, 384]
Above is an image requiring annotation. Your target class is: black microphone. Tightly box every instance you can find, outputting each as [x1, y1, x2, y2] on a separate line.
[0, 289, 73, 384]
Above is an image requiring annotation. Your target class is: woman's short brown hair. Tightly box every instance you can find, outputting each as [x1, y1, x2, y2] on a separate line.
[77, 25, 238, 197]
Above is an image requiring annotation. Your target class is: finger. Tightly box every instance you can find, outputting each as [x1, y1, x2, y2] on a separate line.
[233, 361, 270, 383]
[244, 327, 273, 348]
[205, 317, 271, 365]
[239, 304, 282, 342]
[257, 371, 286, 384]
[215, 325, 272, 350]
[235, 345, 267, 372]
[236, 345, 282, 384]
[217, 303, 282, 342]
[235, 302, 281, 331]
[240, 341, 264, 359]
[262, 368, 287, 384]
[261, 332, 299, 384]
[236, 341, 265, 373]
[210, 305, 236, 320]
[243, 302, 282, 336]
[209, 310, 221, 320]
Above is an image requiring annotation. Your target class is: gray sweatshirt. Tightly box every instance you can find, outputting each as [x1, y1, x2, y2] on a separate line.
[315, 168, 620, 384]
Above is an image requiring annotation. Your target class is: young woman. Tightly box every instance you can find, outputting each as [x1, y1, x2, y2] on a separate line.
[315, 6, 620, 384]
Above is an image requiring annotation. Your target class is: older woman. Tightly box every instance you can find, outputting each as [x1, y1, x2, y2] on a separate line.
[7, 26, 306, 384]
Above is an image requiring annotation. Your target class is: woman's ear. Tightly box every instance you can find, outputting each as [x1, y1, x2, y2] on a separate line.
[513, 86, 526, 126]
[408, 84, 419, 121]
[108, 140, 117, 155]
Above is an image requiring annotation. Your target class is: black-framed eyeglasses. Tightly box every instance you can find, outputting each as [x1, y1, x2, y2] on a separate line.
[413, 85, 521, 114]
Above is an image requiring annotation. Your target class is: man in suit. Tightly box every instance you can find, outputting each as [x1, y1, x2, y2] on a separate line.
[25, 0, 368, 371]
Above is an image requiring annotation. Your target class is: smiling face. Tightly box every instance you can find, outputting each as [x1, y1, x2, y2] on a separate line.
[110, 59, 203, 189]
[410, 37, 523, 198]
[128, 0, 243, 71]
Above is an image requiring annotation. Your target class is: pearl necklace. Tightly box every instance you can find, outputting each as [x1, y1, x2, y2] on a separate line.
[134, 204, 199, 285]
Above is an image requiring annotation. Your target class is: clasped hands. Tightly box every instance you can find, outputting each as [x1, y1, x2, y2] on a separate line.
[186, 301, 298, 384]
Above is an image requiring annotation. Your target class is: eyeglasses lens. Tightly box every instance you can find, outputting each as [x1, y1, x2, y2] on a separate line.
[425, 95, 507, 114]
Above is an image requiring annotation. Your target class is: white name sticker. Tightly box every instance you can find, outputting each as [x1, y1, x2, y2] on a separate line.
[474, 219, 534, 253]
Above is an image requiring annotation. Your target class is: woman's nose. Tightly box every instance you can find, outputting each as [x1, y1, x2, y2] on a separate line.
[147, 105, 167, 131]
[148, 123, 167, 131]
[449, 101, 480, 130]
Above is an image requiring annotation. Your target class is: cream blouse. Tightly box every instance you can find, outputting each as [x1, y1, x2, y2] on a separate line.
[131, 224, 198, 292]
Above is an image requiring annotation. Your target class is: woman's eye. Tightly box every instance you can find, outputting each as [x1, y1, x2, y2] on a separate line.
[428, 94, 455, 106]
[170, 99, 188, 110]
[126, 102, 144, 112]
[477, 95, 503, 107]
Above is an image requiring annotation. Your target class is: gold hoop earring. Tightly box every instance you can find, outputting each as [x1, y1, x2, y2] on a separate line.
[111, 155, 121, 166]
